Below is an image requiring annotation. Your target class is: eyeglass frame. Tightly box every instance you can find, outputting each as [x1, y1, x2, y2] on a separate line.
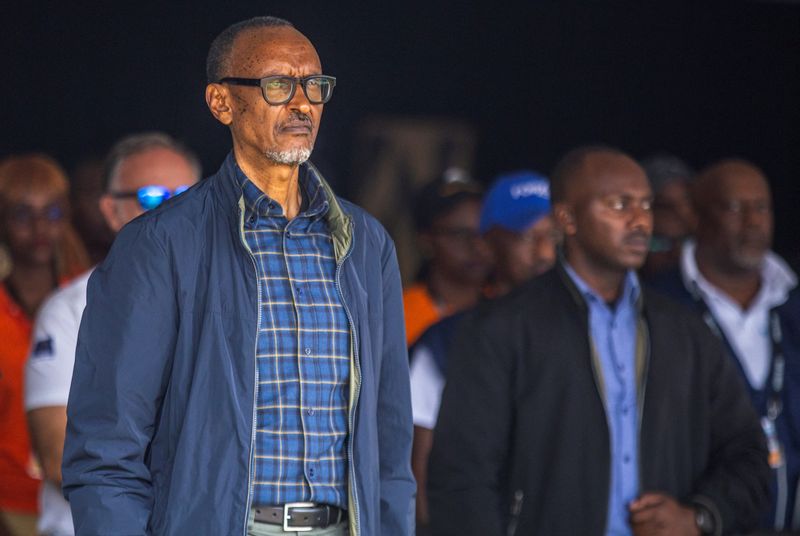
[217, 75, 337, 105]
[108, 185, 191, 211]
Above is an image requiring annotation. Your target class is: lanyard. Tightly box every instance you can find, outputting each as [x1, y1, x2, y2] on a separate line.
[689, 283, 785, 419]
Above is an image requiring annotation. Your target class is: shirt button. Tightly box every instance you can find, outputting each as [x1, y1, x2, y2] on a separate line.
[297, 287, 303, 295]
[304, 348, 312, 356]
[623, 455, 631, 464]
[307, 408, 315, 416]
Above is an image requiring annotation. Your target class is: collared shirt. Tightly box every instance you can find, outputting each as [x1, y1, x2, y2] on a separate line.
[564, 264, 640, 536]
[681, 240, 797, 389]
[235, 164, 351, 509]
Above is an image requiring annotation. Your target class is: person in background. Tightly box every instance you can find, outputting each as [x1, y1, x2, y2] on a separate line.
[409, 170, 557, 534]
[651, 158, 800, 532]
[68, 157, 116, 266]
[403, 168, 492, 346]
[639, 154, 696, 280]
[24, 132, 200, 536]
[428, 146, 770, 536]
[0, 154, 89, 536]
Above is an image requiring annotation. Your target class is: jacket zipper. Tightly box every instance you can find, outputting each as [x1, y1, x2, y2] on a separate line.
[334, 222, 361, 536]
[238, 202, 262, 536]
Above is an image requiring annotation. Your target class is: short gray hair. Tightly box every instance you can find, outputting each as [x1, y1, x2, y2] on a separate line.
[206, 16, 295, 83]
[103, 132, 201, 191]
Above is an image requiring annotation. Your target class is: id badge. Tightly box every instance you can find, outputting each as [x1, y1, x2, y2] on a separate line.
[761, 416, 785, 469]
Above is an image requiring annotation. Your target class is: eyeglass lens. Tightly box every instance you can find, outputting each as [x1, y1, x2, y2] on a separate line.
[263, 76, 334, 104]
[136, 185, 190, 211]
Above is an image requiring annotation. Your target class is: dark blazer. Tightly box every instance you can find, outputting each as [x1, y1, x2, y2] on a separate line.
[428, 263, 770, 535]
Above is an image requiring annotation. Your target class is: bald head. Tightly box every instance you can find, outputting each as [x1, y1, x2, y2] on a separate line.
[550, 146, 645, 205]
[692, 159, 770, 214]
[692, 158, 773, 273]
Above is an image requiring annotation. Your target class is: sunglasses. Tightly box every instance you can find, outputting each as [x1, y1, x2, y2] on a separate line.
[109, 185, 190, 211]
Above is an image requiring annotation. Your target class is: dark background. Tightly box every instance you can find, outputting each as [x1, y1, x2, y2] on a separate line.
[2, 1, 798, 261]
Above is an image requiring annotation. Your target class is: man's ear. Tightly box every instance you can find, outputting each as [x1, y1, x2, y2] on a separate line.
[99, 194, 123, 233]
[205, 83, 233, 126]
[553, 203, 577, 236]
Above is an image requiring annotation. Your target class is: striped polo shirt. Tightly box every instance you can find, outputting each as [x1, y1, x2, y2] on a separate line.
[235, 164, 351, 508]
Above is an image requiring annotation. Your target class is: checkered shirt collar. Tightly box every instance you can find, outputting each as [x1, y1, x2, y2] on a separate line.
[233, 161, 329, 219]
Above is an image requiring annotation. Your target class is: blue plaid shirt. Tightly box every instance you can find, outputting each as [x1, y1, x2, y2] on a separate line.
[235, 164, 351, 508]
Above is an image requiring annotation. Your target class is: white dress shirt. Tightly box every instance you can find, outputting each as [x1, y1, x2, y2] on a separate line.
[680, 241, 797, 389]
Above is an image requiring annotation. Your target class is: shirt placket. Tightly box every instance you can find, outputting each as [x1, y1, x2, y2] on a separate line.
[287, 218, 319, 497]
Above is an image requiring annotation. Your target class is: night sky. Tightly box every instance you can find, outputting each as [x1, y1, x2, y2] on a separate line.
[2, 1, 798, 259]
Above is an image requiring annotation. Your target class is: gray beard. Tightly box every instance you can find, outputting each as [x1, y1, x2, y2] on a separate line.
[265, 147, 312, 166]
[731, 249, 766, 272]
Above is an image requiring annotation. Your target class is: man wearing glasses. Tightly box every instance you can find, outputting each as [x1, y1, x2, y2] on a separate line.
[62, 16, 414, 536]
[24, 132, 199, 536]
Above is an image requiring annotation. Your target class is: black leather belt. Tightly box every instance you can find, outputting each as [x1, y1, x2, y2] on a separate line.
[253, 503, 346, 531]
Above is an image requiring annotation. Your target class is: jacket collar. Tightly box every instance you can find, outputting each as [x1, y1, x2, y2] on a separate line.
[213, 152, 353, 262]
[554, 255, 644, 315]
[554, 257, 649, 405]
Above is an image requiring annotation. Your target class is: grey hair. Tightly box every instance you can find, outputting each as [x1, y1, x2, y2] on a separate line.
[206, 16, 295, 83]
[103, 132, 201, 191]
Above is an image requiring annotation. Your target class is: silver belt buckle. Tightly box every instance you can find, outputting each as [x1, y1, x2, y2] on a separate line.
[284, 502, 316, 532]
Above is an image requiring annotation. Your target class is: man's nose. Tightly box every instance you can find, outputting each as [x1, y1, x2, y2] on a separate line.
[288, 83, 312, 114]
[630, 203, 653, 230]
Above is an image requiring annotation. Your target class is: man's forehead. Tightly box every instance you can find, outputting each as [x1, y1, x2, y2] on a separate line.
[573, 153, 650, 198]
[230, 26, 319, 66]
[708, 164, 770, 200]
[116, 148, 192, 186]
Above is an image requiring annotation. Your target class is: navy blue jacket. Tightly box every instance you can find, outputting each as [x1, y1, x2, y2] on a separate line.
[62, 155, 415, 535]
[650, 269, 800, 529]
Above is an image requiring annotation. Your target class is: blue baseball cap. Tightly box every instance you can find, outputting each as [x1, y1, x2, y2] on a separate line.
[479, 171, 551, 234]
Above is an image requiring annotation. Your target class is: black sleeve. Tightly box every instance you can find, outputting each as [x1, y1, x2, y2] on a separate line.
[427, 306, 515, 536]
[691, 319, 771, 533]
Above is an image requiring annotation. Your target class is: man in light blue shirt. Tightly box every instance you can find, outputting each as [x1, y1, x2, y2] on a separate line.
[428, 145, 769, 536]
[563, 265, 641, 535]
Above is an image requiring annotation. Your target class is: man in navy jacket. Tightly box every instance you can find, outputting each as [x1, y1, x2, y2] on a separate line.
[62, 16, 414, 536]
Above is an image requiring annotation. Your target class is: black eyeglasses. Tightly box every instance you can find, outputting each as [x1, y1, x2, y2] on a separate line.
[218, 75, 336, 105]
[109, 185, 190, 211]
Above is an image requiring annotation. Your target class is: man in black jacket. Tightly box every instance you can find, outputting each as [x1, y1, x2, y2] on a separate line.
[428, 146, 770, 536]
